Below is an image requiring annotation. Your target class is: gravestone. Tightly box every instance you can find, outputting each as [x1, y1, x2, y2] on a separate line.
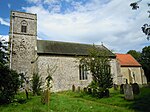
[123, 84, 134, 100]
[72, 85, 75, 92]
[120, 84, 124, 94]
[87, 88, 92, 94]
[77, 86, 80, 92]
[92, 88, 97, 96]
[104, 89, 109, 97]
[113, 84, 118, 90]
[83, 87, 87, 93]
[132, 83, 140, 95]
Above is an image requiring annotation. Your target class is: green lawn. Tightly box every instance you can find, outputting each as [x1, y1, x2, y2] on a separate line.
[0, 87, 150, 112]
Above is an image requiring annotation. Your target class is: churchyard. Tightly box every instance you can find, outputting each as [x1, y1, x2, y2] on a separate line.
[0, 85, 150, 112]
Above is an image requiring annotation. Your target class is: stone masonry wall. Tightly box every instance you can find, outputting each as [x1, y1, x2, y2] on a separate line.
[10, 11, 37, 78]
[37, 56, 119, 92]
[11, 35, 37, 77]
[110, 59, 122, 85]
[121, 67, 143, 84]
[37, 55, 93, 92]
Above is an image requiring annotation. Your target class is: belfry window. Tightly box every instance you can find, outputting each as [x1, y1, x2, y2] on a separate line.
[21, 20, 27, 33]
[79, 64, 88, 80]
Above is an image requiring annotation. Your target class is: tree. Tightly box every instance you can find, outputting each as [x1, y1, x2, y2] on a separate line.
[127, 50, 141, 61]
[0, 38, 21, 104]
[130, 0, 150, 40]
[0, 64, 21, 104]
[140, 46, 150, 82]
[0, 38, 8, 64]
[80, 45, 113, 98]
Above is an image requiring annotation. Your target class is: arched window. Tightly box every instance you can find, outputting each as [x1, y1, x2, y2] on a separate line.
[79, 64, 88, 80]
[21, 20, 27, 33]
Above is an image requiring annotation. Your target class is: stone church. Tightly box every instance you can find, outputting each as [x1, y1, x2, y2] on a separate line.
[9, 11, 146, 92]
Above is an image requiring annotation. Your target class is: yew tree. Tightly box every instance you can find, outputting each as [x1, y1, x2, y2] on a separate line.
[80, 45, 113, 97]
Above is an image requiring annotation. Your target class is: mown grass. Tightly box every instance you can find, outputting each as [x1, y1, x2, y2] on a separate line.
[0, 87, 150, 112]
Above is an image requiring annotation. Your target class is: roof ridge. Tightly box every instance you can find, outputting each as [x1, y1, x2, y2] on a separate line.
[37, 39, 102, 46]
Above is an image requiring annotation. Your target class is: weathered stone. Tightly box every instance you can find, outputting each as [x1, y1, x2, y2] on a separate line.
[10, 11, 37, 78]
[83, 87, 87, 93]
[132, 83, 140, 95]
[72, 85, 75, 92]
[123, 84, 134, 100]
[77, 86, 80, 92]
[87, 88, 92, 94]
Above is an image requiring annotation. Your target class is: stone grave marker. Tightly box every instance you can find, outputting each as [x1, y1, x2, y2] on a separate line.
[72, 85, 75, 92]
[88, 88, 92, 94]
[77, 86, 80, 92]
[113, 84, 118, 90]
[132, 83, 140, 95]
[83, 87, 87, 93]
[120, 84, 124, 94]
[123, 84, 134, 100]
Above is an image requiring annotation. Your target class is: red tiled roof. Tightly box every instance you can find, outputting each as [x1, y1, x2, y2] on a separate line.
[116, 54, 141, 67]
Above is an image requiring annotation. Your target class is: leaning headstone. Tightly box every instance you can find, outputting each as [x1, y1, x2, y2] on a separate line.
[72, 85, 75, 92]
[132, 83, 140, 95]
[120, 84, 124, 94]
[123, 84, 134, 100]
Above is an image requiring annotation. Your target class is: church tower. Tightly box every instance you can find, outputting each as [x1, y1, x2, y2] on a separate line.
[9, 11, 37, 77]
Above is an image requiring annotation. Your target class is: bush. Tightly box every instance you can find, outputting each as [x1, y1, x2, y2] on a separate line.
[0, 64, 21, 104]
[31, 73, 42, 95]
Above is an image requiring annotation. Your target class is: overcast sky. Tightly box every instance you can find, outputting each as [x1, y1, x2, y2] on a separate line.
[0, 0, 149, 53]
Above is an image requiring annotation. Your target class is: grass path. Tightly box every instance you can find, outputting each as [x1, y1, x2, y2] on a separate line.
[58, 93, 133, 111]
[55, 92, 135, 112]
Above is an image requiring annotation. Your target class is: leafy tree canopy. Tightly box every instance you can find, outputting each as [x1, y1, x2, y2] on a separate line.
[127, 50, 141, 61]
[127, 45, 150, 82]
[141, 46, 150, 82]
[130, 0, 150, 40]
[80, 45, 113, 97]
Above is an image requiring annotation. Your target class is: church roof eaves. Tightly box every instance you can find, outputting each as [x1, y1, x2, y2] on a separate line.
[37, 40, 115, 57]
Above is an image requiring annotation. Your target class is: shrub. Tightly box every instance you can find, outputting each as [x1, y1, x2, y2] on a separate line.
[31, 73, 42, 95]
[0, 64, 21, 104]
